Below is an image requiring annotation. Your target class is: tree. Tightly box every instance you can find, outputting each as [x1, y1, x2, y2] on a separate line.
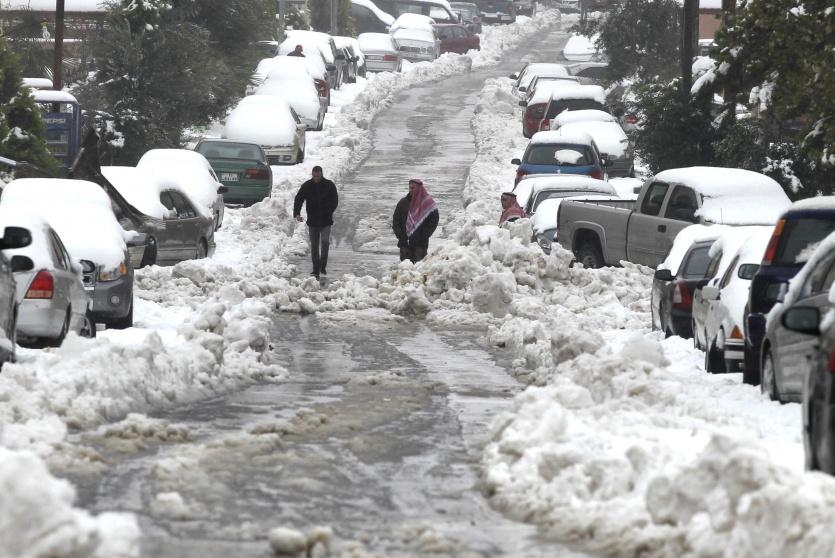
[0, 37, 58, 176]
[308, 0, 355, 36]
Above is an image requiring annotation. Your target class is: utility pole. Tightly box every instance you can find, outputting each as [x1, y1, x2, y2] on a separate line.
[52, 0, 65, 90]
[277, 0, 286, 44]
[330, 0, 338, 34]
[680, 0, 698, 96]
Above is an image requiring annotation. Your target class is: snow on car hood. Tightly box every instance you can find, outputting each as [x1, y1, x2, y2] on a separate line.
[358, 32, 397, 53]
[392, 27, 436, 44]
[223, 95, 298, 148]
[559, 121, 628, 157]
[136, 150, 218, 215]
[101, 166, 172, 220]
[255, 78, 321, 122]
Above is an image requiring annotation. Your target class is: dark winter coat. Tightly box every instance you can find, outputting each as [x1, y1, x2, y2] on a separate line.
[392, 194, 439, 248]
[293, 178, 339, 227]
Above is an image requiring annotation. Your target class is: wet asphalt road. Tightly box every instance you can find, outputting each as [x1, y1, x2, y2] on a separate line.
[63, 17, 596, 557]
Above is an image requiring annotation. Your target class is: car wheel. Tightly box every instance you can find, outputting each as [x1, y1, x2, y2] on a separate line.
[805, 410, 820, 471]
[576, 243, 604, 269]
[742, 345, 760, 385]
[297, 146, 305, 163]
[80, 309, 96, 338]
[140, 235, 157, 267]
[47, 308, 71, 348]
[197, 239, 208, 259]
[761, 348, 779, 401]
[704, 339, 725, 373]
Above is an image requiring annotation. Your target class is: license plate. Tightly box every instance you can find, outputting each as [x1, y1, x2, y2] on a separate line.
[366, 55, 382, 60]
[221, 172, 239, 182]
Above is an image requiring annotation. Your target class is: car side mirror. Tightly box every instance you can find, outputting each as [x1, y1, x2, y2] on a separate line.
[654, 268, 673, 281]
[10, 255, 33, 273]
[511, 158, 521, 165]
[79, 259, 96, 274]
[126, 232, 147, 248]
[737, 263, 759, 280]
[0, 226, 32, 250]
[781, 306, 820, 336]
[701, 285, 720, 301]
[217, 185, 229, 194]
[518, 100, 527, 107]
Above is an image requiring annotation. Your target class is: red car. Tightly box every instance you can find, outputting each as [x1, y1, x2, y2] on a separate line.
[433, 24, 480, 54]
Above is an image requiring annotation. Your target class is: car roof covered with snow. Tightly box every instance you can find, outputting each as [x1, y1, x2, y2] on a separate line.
[358, 32, 398, 53]
[390, 13, 435, 32]
[221, 95, 298, 149]
[556, 121, 628, 157]
[529, 129, 595, 146]
[136, 149, 219, 215]
[351, 0, 395, 24]
[532, 194, 620, 234]
[528, 80, 585, 104]
[547, 84, 606, 103]
[659, 223, 732, 274]
[514, 174, 615, 208]
[101, 166, 185, 221]
[553, 109, 616, 127]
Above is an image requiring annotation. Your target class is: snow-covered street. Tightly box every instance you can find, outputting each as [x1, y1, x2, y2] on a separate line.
[2, 7, 835, 558]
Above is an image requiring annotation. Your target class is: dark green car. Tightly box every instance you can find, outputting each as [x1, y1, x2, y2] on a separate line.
[194, 139, 272, 206]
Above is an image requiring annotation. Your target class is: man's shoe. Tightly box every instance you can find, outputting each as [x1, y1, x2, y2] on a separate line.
[311, 271, 320, 279]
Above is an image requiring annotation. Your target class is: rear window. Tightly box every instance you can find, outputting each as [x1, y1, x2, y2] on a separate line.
[680, 245, 712, 279]
[525, 144, 592, 166]
[774, 217, 835, 265]
[545, 99, 605, 119]
[197, 142, 265, 163]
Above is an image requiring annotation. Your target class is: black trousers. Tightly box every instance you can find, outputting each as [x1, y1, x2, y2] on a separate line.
[309, 225, 331, 273]
[399, 245, 427, 262]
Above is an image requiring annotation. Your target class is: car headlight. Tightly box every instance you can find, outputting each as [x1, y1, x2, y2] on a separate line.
[99, 261, 128, 281]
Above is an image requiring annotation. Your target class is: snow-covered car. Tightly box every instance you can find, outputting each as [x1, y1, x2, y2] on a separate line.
[280, 30, 342, 89]
[222, 95, 307, 166]
[0, 178, 140, 329]
[334, 36, 366, 80]
[522, 74, 580, 104]
[358, 32, 402, 72]
[554, 121, 633, 177]
[0, 208, 94, 346]
[390, 14, 440, 62]
[450, 1, 482, 33]
[512, 62, 570, 97]
[255, 73, 325, 131]
[532, 193, 621, 254]
[511, 130, 608, 185]
[564, 61, 609, 84]
[351, 0, 396, 34]
[548, 108, 616, 128]
[102, 166, 216, 265]
[193, 140, 272, 206]
[698, 227, 772, 373]
[562, 34, 600, 62]
[0, 224, 34, 365]
[249, 56, 329, 110]
[521, 80, 587, 138]
[537, 84, 608, 133]
[137, 149, 226, 231]
[512, 174, 617, 215]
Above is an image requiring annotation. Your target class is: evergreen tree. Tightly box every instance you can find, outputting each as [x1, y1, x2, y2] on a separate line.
[0, 37, 58, 176]
[308, 0, 355, 35]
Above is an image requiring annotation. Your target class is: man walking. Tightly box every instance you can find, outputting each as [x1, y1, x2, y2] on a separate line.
[294, 166, 338, 280]
[392, 178, 439, 263]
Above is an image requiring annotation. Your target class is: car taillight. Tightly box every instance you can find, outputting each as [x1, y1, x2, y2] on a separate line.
[245, 168, 269, 179]
[626, 114, 638, 124]
[730, 326, 743, 340]
[672, 282, 691, 309]
[383, 54, 397, 61]
[26, 270, 54, 299]
[590, 169, 604, 180]
[828, 348, 835, 373]
[762, 219, 786, 265]
[539, 120, 550, 131]
[515, 168, 528, 184]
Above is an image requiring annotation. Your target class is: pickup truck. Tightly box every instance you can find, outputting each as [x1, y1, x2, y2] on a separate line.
[555, 167, 792, 269]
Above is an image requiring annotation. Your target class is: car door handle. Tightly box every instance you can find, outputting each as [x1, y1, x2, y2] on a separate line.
[658, 225, 666, 232]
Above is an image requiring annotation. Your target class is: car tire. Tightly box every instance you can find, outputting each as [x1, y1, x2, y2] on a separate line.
[197, 239, 208, 259]
[80, 309, 96, 338]
[140, 235, 157, 267]
[297, 147, 305, 163]
[761, 348, 779, 401]
[742, 345, 760, 385]
[109, 301, 133, 330]
[576, 243, 604, 269]
[705, 338, 726, 373]
[47, 308, 71, 348]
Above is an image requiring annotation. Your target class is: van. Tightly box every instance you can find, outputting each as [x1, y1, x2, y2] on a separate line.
[374, 0, 459, 22]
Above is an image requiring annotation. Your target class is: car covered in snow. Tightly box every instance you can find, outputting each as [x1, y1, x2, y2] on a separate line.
[450, 2, 482, 33]
[552, 120, 633, 177]
[0, 224, 34, 364]
[351, 0, 396, 33]
[255, 71, 326, 131]
[137, 149, 226, 231]
[537, 84, 608, 133]
[562, 34, 600, 62]
[512, 174, 616, 216]
[0, 208, 95, 346]
[334, 36, 367, 80]
[193, 140, 272, 206]
[511, 129, 608, 185]
[695, 226, 773, 373]
[358, 32, 402, 72]
[249, 56, 329, 114]
[390, 14, 440, 62]
[519, 79, 583, 138]
[0, 178, 141, 329]
[280, 30, 342, 89]
[511, 62, 570, 97]
[102, 166, 217, 265]
[221, 95, 308, 167]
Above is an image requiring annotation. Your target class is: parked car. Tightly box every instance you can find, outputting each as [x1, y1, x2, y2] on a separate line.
[512, 174, 616, 216]
[433, 23, 480, 53]
[0, 224, 34, 365]
[281, 30, 342, 89]
[511, 129, 607, 185]
[554, 0, 580, 12]
[743, 197, 835, 385]
[450, 1, 482, 32]
[519, 80, 581, 139]
[390, 14, 441, 62]
[0, 179, 139, 329]
[512, 62, 570, 96]
[374, 0, 460, 22]
[564, 61, 609, 84]
[137, 149, 226, 231]
[221, 95, 307, 166]
[513, 0, 535, 16]
[523, 74, 580, 104]
[696, 227, 772, 373]
[759, 231, 835, 402]
[193, 140, 272, 206]
[249, 56, 328, 114]
[102, 166, 217, 264]
[556, 167, 792, 269]
[537, 84, 607, 133]
[562, 34, 600, 62]
[652, 226, 727, 339]
[255, 72, 326, 131]
[0, 208, 94, 346]
[358, 32, 402, 72]
[552, 121, 633, 177]
[333, 37, 365, 80]
[472, 0, 515, 23]
[351, 0, 396, 33]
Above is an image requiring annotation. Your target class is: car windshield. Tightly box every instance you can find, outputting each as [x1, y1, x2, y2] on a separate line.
[774, 217, 835, 265]
[545, 99, 605, 119]
[526, 145, 591, 166]
[680, 245, 712, 279]
[197, 142, 265, 163]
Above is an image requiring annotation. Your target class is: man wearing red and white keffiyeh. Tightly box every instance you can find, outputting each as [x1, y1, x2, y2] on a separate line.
[392, 178, 439, 262]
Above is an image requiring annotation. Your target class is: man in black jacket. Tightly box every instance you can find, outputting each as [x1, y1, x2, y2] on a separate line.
[392, 178, 439, 262]
[294, 166, 338, 279]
